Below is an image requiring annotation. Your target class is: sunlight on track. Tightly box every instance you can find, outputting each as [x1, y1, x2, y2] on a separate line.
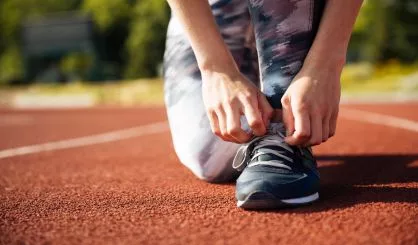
[0, 115, 34, 126]
[340, 108, 418, 133]
[0, 121, 169, 159]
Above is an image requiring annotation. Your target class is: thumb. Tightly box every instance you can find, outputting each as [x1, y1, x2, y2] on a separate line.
[258, 92, 274, 128]
[281, 96, 295, 137]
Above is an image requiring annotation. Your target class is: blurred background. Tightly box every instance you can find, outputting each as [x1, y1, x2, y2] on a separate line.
[0, 0, 417, 107]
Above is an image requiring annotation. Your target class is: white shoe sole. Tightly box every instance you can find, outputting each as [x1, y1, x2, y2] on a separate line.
[237, 192, 319, 209]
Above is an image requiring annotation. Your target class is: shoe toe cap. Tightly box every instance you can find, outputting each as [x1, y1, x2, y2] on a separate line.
[236, 167, 319, 201]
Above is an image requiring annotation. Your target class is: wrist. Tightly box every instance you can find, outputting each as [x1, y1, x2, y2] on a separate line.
[199, 57, 240, 79]
[303, 49, 346, 75]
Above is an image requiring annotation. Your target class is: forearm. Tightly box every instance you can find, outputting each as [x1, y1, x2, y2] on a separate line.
[304, 0, 363, 70]
[166, 0, 237, 73]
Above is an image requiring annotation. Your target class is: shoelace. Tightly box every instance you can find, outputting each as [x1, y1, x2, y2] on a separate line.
[232, 126, 295, 172]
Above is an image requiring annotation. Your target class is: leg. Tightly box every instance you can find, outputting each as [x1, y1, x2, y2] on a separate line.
[247, 0, 325, 108]
[163, 0, 258, 182]
[233, 0, 326, 209]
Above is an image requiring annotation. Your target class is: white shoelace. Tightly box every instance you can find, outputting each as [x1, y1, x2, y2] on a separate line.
[232, 123, 295, 171]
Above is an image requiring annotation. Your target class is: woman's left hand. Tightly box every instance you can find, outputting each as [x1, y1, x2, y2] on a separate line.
[281, 63, 343, 146]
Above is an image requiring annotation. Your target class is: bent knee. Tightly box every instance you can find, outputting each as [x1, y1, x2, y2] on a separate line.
[191, 164, 238, 183]
[178, 151, 239, 183]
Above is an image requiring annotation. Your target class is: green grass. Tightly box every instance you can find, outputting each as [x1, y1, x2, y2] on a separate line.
[0, 78, 164, 106]
[1, 62, 417, 106]
[341, 62, 418, 93]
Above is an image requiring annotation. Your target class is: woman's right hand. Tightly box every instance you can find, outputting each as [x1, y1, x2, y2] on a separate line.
[201, 69, 273, 143]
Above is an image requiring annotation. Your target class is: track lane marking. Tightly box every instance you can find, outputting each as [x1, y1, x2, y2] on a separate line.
[0, 121, 169, 159]
[340, 108, 418, 133]
[0, 108, 417, 160]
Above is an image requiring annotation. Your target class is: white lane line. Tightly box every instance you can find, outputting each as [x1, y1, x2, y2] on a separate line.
[1, 108, 416, 159]
[340, 108, 418, 133]
[0, 121, 169, 159]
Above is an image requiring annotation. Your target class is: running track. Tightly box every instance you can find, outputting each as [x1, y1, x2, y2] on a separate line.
[1, 103, 417, 245]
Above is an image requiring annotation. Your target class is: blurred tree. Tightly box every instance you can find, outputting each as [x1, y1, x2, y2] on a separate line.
[0, 0, 80, 83]
[1, 0, 417, 84]
[0, 46, 22, 83]
[82, 0, 134, 80]
[124, 0, 170, 78]
[351, 0, 418, 63]
[81, 0, 131, 32]
[60, 52, 94, 81]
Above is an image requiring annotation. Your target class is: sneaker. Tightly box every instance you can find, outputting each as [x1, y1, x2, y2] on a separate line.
[232, 123, 320, 209]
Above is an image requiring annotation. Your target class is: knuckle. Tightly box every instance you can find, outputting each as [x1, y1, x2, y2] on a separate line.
[213, 103, 223, 111]
[266, 107, 274, 117]
[281, 97, 288, 106]
[249, 119, 263, 128]
[213, 129, 221, 136]
[295, 131, 310, 139]
[220, 131, 228, 137]
[243, 93, 254, 102]
[311, 105, 320, 113]
[207, 108, 215, 114]
[295, 103, 308, 113]
[226, 97, 238, 105]
[227, 127, 240, 136]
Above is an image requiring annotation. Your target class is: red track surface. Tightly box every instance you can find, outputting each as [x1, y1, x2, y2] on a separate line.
[1, 104, 417, 245]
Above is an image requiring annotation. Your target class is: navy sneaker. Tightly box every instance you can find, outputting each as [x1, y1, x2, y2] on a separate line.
[233, 123, 320, 209]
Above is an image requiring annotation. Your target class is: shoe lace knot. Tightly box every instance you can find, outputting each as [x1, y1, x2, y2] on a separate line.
[232, 124, 295, 172]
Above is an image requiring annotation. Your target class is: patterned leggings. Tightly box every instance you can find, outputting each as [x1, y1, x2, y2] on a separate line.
[164, 0, 325, 182]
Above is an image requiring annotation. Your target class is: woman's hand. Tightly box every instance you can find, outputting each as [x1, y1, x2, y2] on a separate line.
[202, 69, 273, 143]
[279, 0, 362, 147]
[281, 63, 342, 146]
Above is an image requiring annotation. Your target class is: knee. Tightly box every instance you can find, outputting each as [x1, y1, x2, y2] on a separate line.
[176, 145, 240, 183]
[167, 123, 240, 183]
[194, 164, 238, 183]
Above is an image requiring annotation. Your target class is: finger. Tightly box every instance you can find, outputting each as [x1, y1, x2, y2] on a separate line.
[225, 105, 251, 143]
[307, 113, 322, 146]
[281, 96, 295, 137]
[243, 99, 266, 136]
[322, 114, 330, 143]
[207, 110, 221, 137]
[215, 107, 237, 143]
[285, 104, 310, 146]
[329, 108, 339, 137]
[257, 93, 274, 128]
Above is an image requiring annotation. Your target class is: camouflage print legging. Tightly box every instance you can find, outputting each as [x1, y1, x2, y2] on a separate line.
[164, 0, 325, 182]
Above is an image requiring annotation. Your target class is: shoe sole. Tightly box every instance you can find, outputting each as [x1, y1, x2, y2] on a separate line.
[237, 192, 319, 209]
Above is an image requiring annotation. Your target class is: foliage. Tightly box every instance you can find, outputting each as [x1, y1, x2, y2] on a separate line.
[0, 46, 23, 83]
[350, 0, 418, 63]
[60, 53, 94, 80]
[341, 61, 418, 92]
[124, 0, 169, 78]
[81, 0, 131, 32]
[0, 0, 81, 82]
[1, 0, 418, 84]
